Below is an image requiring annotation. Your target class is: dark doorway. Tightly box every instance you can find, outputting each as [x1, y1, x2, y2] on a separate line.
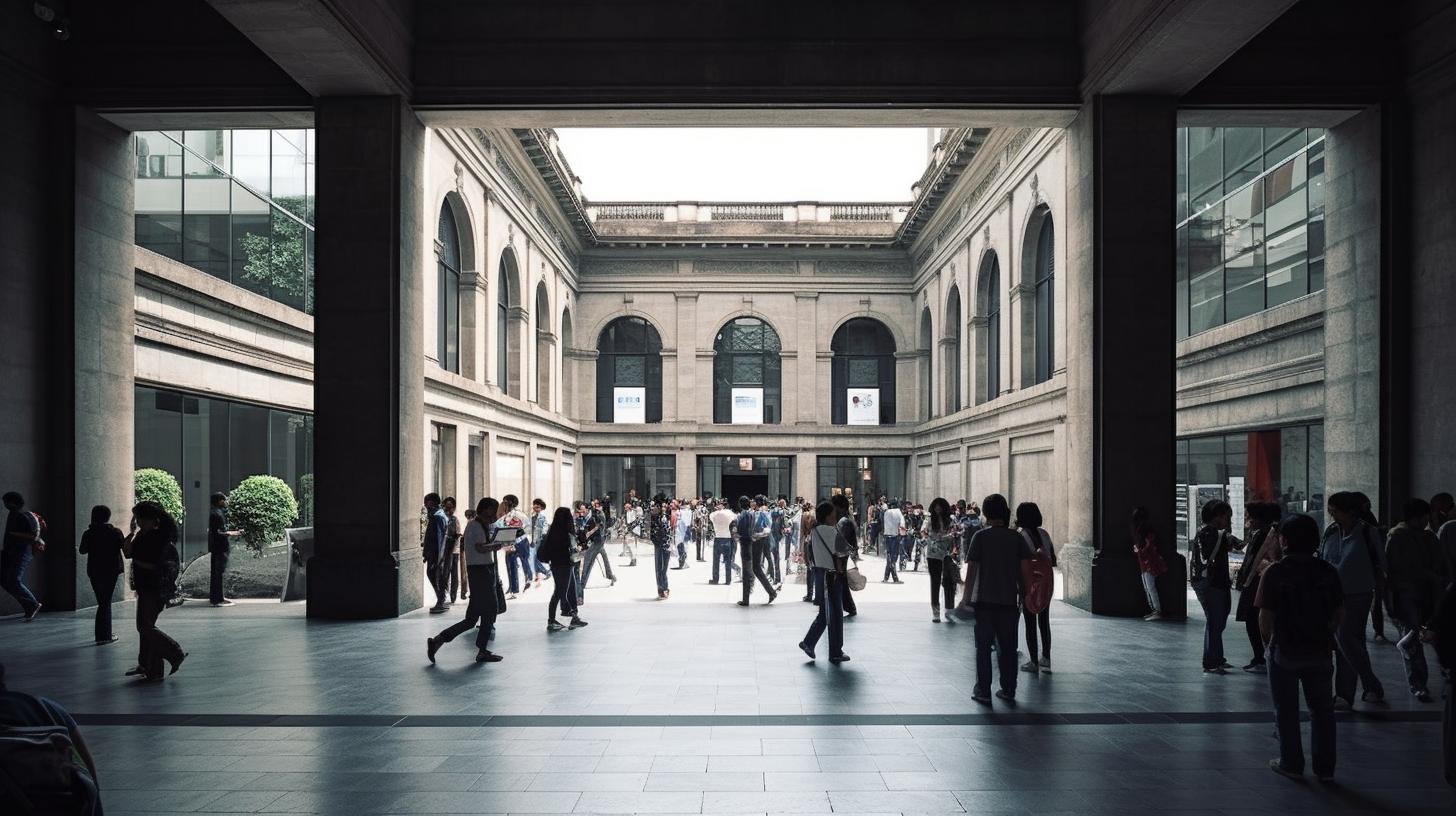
[721, 474, 769, 502]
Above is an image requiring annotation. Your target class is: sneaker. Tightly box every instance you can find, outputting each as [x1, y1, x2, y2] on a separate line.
[932, 608, 941, 623]
[995, 689, 1015, 702]
[1243, 661, 1267, 673]
[1332, 696, 1353, 712]
[1020, 661, 1040, 674]
[971, 690, 992, 704]
[1415, 688, 1433, 703]
[736, 600, 750, 606]
[124, 665, 146, 677]
[475, 650, 503, 663]
[1218, 659, 1234, 669]
[1142, 611, 1161, 621]
[828, 653, 851, 664]
[568, 617, 588, 629]
[765, 593, 776, 605]
[1203, 666, 1230, 675]
[657, 592, 666, 600]
[893, 578, 904, 584]
[547, 620, 565, 632]
[168, 652, 188, 675]
[1268, 759, 1302, 779]
[429, 605, 448, 614]
[426, 637, 440, 663]
[944, 613, 956, 624]
[506, 592, 518, 600]
[611, 578, 617, 586]
[23, 604, 41, 621]
[210, 600, 235, 607]
[709, 580, 720, 585]
[799, 641, 816, 660]
[1360, 689, 1385, 704]
[96, 636, 119, 645]
[1039, 656, 1051, 672]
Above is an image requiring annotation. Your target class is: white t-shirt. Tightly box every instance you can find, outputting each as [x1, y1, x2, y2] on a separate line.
[881, 507, 905, 537]
[710, 508, 737, 539]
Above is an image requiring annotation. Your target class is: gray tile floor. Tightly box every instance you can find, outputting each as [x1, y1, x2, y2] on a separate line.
[1, 554, 1449, 814]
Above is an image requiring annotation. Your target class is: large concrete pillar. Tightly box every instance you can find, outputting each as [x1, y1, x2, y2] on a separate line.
[1322, 108, 1384, 513]
[1062, 96, 1185, 617]
[308, 97, 426, 619]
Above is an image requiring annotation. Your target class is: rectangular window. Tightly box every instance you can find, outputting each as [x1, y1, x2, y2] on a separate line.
[1188, 204, 1224, 334]
[1223, 184, 1264, 322]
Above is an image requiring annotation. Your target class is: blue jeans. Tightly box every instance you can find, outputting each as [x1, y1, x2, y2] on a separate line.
[1390, 593, 1430, 692]
[1269, 649, 1336, 777]
[883, 535, 901, 581]
[768, 534, 783, 583]
[974, 603, 1021, 696]
[803, 570, 845, 658]
[805, 565, 821, 603]
[654, 546, 670, 593]
[712, 538, 733, 583]
[1195, 585, 1231, 669]
[0, 545, 38, 614]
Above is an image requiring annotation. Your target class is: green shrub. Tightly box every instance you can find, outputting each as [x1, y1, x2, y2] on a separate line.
[297, 473, 314, 525]
[134, 468, 184, 523]
[227, 475, 299, 556]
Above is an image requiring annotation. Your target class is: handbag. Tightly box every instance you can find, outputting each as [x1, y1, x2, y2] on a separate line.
[845, 564, 866, 592]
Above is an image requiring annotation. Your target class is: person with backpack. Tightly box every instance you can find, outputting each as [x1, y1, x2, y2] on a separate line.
[1131, 507, 1168, 620]
[924, 498, 959, 623]
[427, 497, 509, 664]
[1016, 502, 1056, 675]
[736, 496, 777, 606]
[1319, 491, 1388, 708]
[1, 492, 43, 621]
[124, 501, 185, 682]
[1386, 498, 1442, 703]
[0, 662, 102, 815]
[1235, 502, 1284, 673]
[1256, 513, 1344, 783]
[1190, 499, 1243, 674]
[78, 506, 125, 645]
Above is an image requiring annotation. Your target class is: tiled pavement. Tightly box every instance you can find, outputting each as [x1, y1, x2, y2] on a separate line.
[1, 553, 1449, 814]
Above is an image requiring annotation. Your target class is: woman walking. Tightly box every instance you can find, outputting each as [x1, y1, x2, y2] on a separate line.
[1235, 502, 1283, 672]
[427, 497, 509, 664]
[79, 505, 125, 645]
[1131, 507, 1168, 619]
[124, 501, 185, 681]
[1191, 499, 1242, 673]
[799, 502, 853, 664]
[1016, 502, 1056, 674]
[924, 498, 959, 623]
[538, 506, 588, 632]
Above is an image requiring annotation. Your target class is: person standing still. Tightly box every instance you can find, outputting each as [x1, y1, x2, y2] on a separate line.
[1132, 507, 1168, 620]
[651, 495, 673, 599]
[1257, 513, 1344, 783]
[423, 493, 450, 613]
[709, 499, 736, 584]
[1320, 491, 1388, 708]
[880, 500, 904, 583]
[79, 505, 125, 643]
[1, 491, 43, 620]
[441, 497, 463, 604]
[1191, 499, 1242, 673]
[963, 494, 1034, 703]
[1386, 498, 1442, 702]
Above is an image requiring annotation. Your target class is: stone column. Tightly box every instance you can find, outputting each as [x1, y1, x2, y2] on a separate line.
[1322, 109, 1384, 513]
[1062, 95, 1183, 617]
[309, 97, 426, 619]
[794, 292, 819, 423]
[675, 293, 700, 421]
[795, 453, 817, 504]
[459, 272, 486, 383]
[675, 449, 697, 498]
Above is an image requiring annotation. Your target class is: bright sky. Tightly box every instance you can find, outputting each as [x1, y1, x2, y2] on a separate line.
[554, 128, 933, 202]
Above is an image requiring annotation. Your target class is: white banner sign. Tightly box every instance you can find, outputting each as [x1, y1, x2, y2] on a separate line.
[847, 387, 879, 426]
[731, 387, 764, 424]
[613, 387, 646, 424]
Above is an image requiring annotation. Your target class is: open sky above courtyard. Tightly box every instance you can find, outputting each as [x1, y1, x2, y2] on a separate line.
[554, 128, 934, 202]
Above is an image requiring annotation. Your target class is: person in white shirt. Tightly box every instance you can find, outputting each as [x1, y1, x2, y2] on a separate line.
[427, 497, 509, 664]
[881, 502, 905, 583]
[709, 500, 738, 585]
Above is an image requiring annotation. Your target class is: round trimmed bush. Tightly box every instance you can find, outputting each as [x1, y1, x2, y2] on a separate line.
[297, 473, 314, 525]
[227, 475, 299, 556]
[134, 468, 184, 523]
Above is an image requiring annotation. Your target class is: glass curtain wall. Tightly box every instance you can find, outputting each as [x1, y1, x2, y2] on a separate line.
[1173, 423, 1325, 543]
[1176, 127, 1325, 338]
[135, 385, 314, 563]
[136, 129, 315, 313]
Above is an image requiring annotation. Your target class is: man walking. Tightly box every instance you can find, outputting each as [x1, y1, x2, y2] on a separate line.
[736, 496, 776, 606]
[1319, 491, 1387, 708]
[652, 494, 673, 599]
[881, 500, 904, 583]
[1, 492, 42, 620]
[422, 493, 449, 613]
[710, 499, 736, 585]
[830, 494, 860, 617]
[427, 497, 507, 664]
[962, 494, 1034, 703]
[580, 498, 615, 601]
[207, 492, 241, 607]
[1258, 513, 1344, 782]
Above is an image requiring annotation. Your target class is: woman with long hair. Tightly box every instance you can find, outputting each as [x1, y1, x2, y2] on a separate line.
[538, 506, 588, 632]
[124, 501, 185, 681]
[799, 501, 852, 664]
[1015, 502, 1056, 674]
[1235, 501, 1283, 673]
[924, 497, 959, 623]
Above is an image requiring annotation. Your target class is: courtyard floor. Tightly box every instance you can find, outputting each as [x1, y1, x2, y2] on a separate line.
[1, 550, 1449, 815]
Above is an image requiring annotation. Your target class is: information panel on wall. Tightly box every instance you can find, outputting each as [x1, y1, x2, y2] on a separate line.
[847, 388, 879, 426]
[731, 387, 764, 425]
[613, 387, 646, 424]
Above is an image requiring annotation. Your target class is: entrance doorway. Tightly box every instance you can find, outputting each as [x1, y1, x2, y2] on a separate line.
[721, 473, 769, 502]
[698, 456, 794, 501]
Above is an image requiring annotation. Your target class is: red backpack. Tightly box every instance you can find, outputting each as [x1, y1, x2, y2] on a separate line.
[29, 512, 47, 553]
[1022, 528, 1054, 614]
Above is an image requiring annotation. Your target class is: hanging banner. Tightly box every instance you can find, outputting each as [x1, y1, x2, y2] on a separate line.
[847, 387, 879, 426]
[613, 387, 646, 424]
[731, 387, 764, 424]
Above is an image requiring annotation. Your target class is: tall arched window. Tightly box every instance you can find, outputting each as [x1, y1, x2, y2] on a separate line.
[534, 282, 552, 407]
[978, 253, 1001, 404]
[596, 316, 663, 423]
[436, 202, 461, 373]
[560, 308, 575, 419]
[713, 317, 781, 424]
[497, 249, 520, 395]
[944, 286, 962, 413]
[918, 307, 933, 420]
[831, 318, 896, 426]
[1032, 213, 1055, 384]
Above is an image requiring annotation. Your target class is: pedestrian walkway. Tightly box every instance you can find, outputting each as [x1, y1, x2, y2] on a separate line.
[0, 558, 1447, 814]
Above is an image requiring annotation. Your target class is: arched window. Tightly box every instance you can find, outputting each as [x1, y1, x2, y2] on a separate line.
[535, 282, 552, 406]
[436, 202, 461, 373]
[831, 318, 896, 426]
[918, 307, 933, 420]
[560, 308, 575, 419]
[978, 253, 1001, 404]
[713, 317, 781, 424]
[944, 286, 962, 413]
[497, 249, 520, 395]
[596, 316, 663, 423]
[1032, 213, 1055, 384]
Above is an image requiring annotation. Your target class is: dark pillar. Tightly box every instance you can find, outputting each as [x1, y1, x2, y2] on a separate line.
[308, 97, 425, 619]
[1063, 96, 1186, 617]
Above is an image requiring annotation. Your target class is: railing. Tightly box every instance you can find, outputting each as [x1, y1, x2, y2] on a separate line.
[587, 201, 907, 224]
[829, 204, 895, 222]
[594, 203, 669, 221]
[707, 203, 783, 221]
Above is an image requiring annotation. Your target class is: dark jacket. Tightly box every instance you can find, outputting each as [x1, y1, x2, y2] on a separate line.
[79, 523, 125, 578]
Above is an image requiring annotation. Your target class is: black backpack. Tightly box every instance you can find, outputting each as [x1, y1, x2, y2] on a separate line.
[1270, 560, 1338, 668]
[0, 695, 100, 815]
